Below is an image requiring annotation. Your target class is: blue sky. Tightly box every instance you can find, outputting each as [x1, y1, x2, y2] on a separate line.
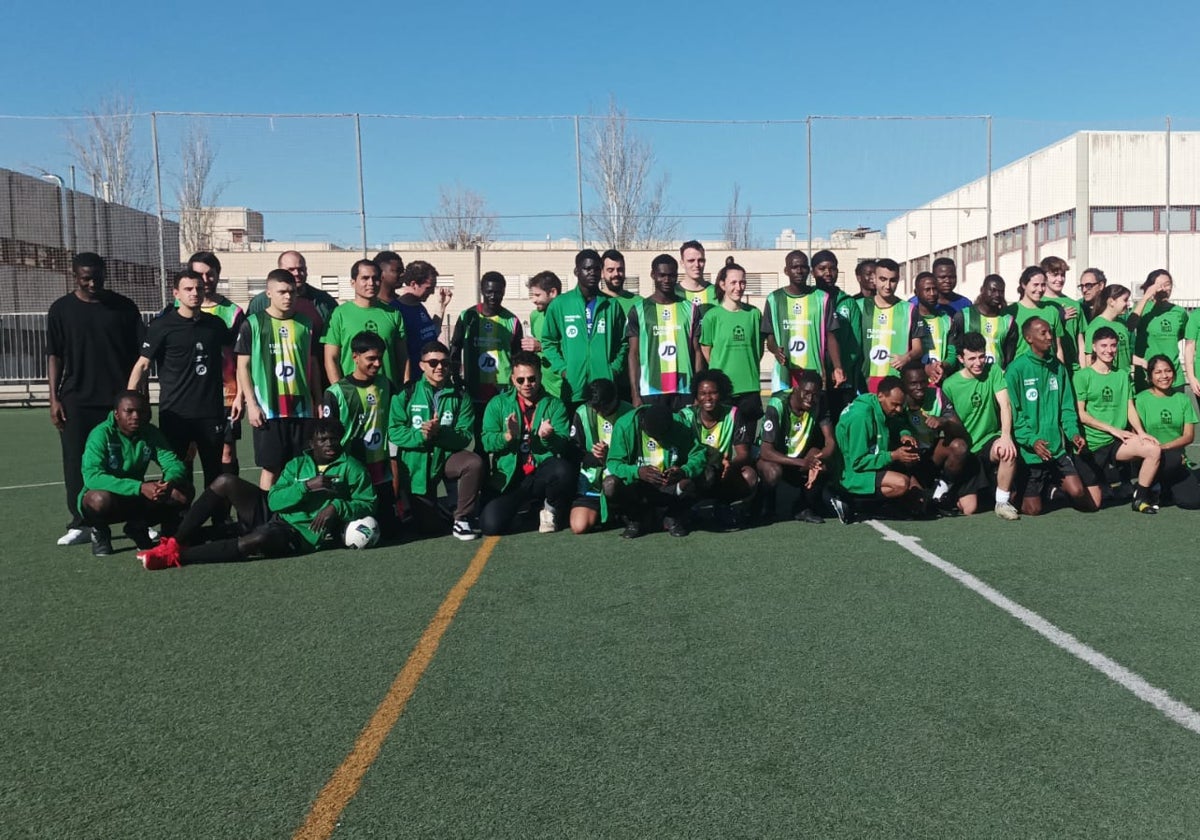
[3, 0, 1194, 246]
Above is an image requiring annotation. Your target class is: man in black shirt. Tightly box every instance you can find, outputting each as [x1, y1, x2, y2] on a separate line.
[47, 252, 143, 546]
[128, 269, 233, 494]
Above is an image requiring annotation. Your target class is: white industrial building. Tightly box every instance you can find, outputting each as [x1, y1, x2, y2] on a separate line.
[887, 131, 1200, 302]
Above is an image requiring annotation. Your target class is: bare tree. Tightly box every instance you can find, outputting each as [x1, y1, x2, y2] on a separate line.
[422, 185, 499, 249]
[176, 122, 225, 253]
[66, 93, 152, 209]
[584, 98, 678, 250]
[722, 183, 755, 249]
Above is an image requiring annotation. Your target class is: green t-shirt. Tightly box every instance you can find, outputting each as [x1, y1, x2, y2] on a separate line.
[606, 290, 640, 316]
[1134, 389, 1197, 445]
[322, 300, 406, 387]
[941, 363, 1006, 453]
[1043, 294, 1081, 369]
[1134, 301, 1187, 388]
[1084, 316, 1133, 373]
[1008, 301, 1065, 360]
[1184, 309, 1200, 382]
[699, 303, 763, 396]
[1073, 366, 1131, 451]
[681, 284, 718, 318]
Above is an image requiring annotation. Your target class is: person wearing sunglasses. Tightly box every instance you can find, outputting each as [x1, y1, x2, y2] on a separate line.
[479, 350, 577, 535]
[388, 341, 485, 540]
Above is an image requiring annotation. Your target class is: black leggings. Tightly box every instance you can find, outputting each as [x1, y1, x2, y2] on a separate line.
[1159, 450, 1200, 510]
[479, 458, 577, 535]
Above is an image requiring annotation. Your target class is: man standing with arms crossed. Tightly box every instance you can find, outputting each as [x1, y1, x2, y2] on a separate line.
[47, 252, 143, 546]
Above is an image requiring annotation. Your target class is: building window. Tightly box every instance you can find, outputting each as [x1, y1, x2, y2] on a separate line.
[1166, 208, 1194, 232]
[1035, 210, 1075, 244]
[963, 237, 987, 264]
[994, 225, 1026, 256]
[1123, 208, 1155, 232]
[910, 256, 930, 275]
[1091, 208, 1118, 233]
[933, 247, 956, 262]
[1091, 206, 1199, 234]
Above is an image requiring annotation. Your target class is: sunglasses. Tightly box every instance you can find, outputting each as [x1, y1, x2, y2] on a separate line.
[1080, 282, 1100, 291]
[514, 376, 538, 384]
[422, 358, 449, 368]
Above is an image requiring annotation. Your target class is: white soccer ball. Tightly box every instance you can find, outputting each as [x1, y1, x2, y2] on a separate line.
[344, 516, 381, 550]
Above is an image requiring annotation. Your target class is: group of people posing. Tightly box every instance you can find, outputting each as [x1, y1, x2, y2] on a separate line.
[45, 243, 1200, 570]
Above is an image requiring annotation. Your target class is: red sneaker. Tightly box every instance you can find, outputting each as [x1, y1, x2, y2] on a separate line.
[139, 537, 181, 571]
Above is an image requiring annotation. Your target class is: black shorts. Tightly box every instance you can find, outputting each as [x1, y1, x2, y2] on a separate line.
[1075, 442, 1120, 487]
[639, 392, 693, 412]
[958, 439, 1001, 497]
[1023, 453, 1079, 497]
[571, 495, 601, 512]
[252, 418, 309, 473]
[159, 411, 227, 460]
[224, 407, 242, 444]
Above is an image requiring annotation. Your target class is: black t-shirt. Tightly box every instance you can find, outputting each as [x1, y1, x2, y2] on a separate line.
[141, 309, 231, 418]
[47, 291, 143, 408]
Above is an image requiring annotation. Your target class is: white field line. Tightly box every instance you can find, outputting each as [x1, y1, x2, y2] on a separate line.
[867, 519, 1200, 736]
[0, 466, 259, 492]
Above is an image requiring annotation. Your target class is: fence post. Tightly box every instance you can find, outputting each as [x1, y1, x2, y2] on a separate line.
[150, 112, 167, 309]
[574, 116, 585, 247]
[985, 116, 993, 275]
[806, 116, 813, 256]
[355, 114, 368, 257]
[1165, 115, 1172, 272]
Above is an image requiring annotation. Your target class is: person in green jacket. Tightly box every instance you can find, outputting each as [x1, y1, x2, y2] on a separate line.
[540, 250, 628, 410]
[1004, 317, 1093, 517]
[566, 378, 634, 535]
[523, 270, 563, 399]
[388, 340, 485, 540]
[79, 390, 193, 556]
[834, 378, 927, 520]
[604, 403, 707, 538]
[677, 370, 757, 530]
[137, 418, 375, 570]
[479, 350, 577, 535]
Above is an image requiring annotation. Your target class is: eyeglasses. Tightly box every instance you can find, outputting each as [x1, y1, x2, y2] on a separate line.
[422, 358, 449, 368]
[1080, 282, 1100, 291]
[514, 376, 538, 384]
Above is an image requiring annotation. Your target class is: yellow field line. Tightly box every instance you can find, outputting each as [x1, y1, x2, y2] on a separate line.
[292, 535, 501, 840]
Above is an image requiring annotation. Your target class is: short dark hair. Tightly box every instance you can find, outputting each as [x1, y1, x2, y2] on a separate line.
[679, 240, 704, 256]
[932, 257, 957, 273]
[373, 250, 403, 269]
[582, 378, 617, 410]
[527, 271, 561, 294]
[811, 249, 837, 267]
[1080, 267, 1107, 286]
[419, 340, 450, 358]
[266, 268, 295, 286]
[650, 254, 678, 275]
[113, 388, 148, 409]
[854, 260, 876, 280]
[575, 249, 601, 267]
[72, 252, 105, 276]
[1021, 316, 1049, 339]
[309, 417, 346, 445]
[600, 249, 624, 264]
[351, 258, 377, 280]
[982, 273, 1004, 287]
[480, 271, 506, 287]
[914, 271, 936, 287]
[640, 404, 675, 440]
[401, 260, 438, 287]
[172, 269, 203, 289]
[877, 375, 904, 395]
[510, 350, 543, 371]
[1091, 326, 1119, 344]
[796, 368, 823, 388]
[960, 332, 988, 353]
[785, 249, 808, 265]
[1039, 255, 1068, 275]
[187, 251, 221, 274]
[875, 258, 900, 274]
[350, 331, 387, 355]
[901, 359, 927, 376]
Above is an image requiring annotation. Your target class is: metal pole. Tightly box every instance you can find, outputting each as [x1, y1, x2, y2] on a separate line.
[150, 112, 168, 309]
[354, 114, 368, 257]
[1165, 115, 1172, 271]
[574, 116, 585, 247]
[806, 116, 813, 255]
[985, 116, 993, 275]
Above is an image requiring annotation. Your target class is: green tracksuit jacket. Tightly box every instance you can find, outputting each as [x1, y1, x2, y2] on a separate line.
[79, 412, 188, 508]
[540, 288, 627, 404]
[481, 389, 571, 492]
[835, 393, 895, 495]
[266, 451, 375, 549]
[605, 406, 708, 485]
[387, 378, 475, 496]
[1004, 350, 1081, 464]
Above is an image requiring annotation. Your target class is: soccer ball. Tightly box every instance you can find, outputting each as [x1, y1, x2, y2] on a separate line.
[344, 516, 381, 550]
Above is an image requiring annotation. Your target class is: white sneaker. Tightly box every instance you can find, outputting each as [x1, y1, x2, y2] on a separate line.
[57, 527, 90, 546]
[538, 508, 557, 534]
[452, 520, 478, 541]
[994, 501, 1020, 521]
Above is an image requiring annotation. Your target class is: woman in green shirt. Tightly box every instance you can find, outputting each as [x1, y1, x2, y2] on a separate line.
[1006, 266, 1066, 362]
[1130, 269, 1187, 391]
[700, 261, 764, 431]
[1133, 355, 1200, 509]
[1082, 284, 1132, 371]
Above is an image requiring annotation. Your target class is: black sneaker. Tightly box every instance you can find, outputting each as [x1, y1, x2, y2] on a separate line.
[794, 508, 826, 525]
[620, 518, 644, 539]
[824, 487, 852, 525]
[91, 525, 114, 557]
[663, 516, 690, 538]
[1132, 490, 1157, 515]
[123, 522, 156, 551]
[451, 519, 478, 541]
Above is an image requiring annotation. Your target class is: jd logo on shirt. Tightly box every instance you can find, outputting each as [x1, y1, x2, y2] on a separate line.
[566, 325, 579, 338]
[1026, 387, 1039, 401]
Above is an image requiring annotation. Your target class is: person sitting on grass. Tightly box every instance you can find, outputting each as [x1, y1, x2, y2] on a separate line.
[388, 341, 485, 541]
[566, 378, 634, 535]
[604, 403, 707, 538]
[80, 390, 193, 556]
[756, 369, 844, 524]
[677, 369, 757, 530]
[1134, 355, 1200, 510]
[834, 376, 928, 521]
[1074, 326, 1161, 514]
[137, 419, 375, 570]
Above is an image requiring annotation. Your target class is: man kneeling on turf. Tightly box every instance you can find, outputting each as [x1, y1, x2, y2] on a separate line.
[834, 376, 928, 519]
[80, 390, 193, 556]
[138, 419, 375, 569]
[604, 403, 707, 537]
